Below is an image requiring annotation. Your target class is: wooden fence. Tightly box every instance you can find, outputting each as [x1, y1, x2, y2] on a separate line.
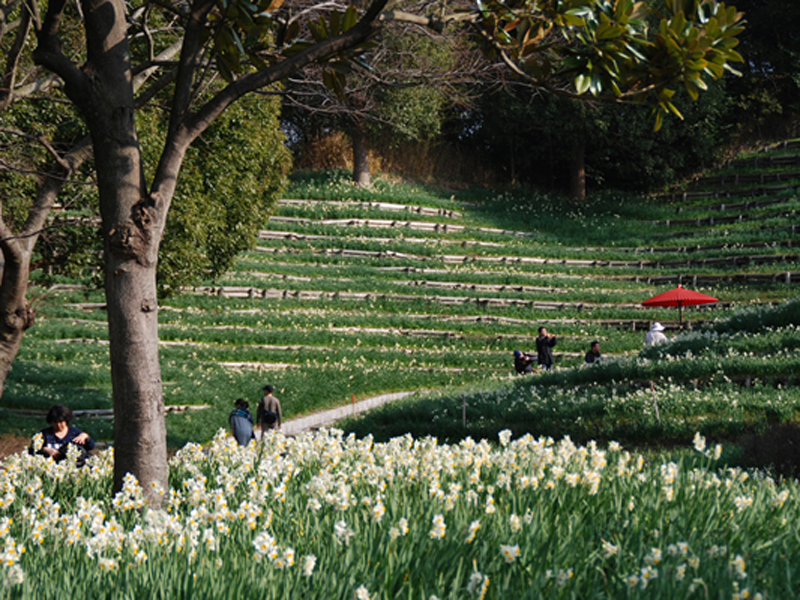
[261, 229, 798, 256]
[674, 196, 791, 213]
[670, 183, 798, 202]
[181, 285, 763, 314]
[269, 216, 536, 238]
[726, 152, 800, 171]
[256, 244, 800, 275]
[61, 304, 710, 332]
[650, 223, 797, 242]
[648, 209, 796, 228]
[0, 405, 209, 421]
[278, 199, 463, 218]
[690, 171, 800, 190]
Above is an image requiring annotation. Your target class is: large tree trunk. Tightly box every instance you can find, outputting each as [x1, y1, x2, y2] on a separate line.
[97, 152, 167, 499]
[352, 124, 371, 187]
[34, 0, 169, 501]
[103, 212, 167, 499]
[0, 241, 35, 398]
[82, 5, 168, 498]
[569, 133, 586, 202]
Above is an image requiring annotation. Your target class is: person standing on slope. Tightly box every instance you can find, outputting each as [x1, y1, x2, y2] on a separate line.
[536, 327, 557, 370]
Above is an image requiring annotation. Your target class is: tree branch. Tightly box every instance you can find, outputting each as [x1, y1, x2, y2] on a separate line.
[21, 136, 93, 244]
[31, 0, 89, 97]
[0, 0, 33, 111]
[0, 0, 24, 42]
[150, 0, 391, 214]
[0, 127, 71, 169]
[133, 38, 182, 107]
[167, 0, 216, 142]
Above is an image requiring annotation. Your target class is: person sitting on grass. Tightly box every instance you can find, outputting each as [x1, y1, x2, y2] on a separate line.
[644, 322, 669, 347]
[31, 404, 95, 466]
[513, 349, 535, 375]
[584, 341, 602, 364]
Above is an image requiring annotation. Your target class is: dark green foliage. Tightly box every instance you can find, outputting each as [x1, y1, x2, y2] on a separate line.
[737, 424, 800, 480]
[368, 34, 453, 145]
[0, 92, 94, 278]
[710, 296, 800, 334]
[141, 95, 292, 294]
[454, 82, 733, 191]
[725, 0, 800, 139]
[283, 29, 454, 171]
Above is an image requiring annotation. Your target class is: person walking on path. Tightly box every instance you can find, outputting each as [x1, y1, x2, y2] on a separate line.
[257, 384, 282, 434]
[536, 327, 557, 370]
[644, 322, 669, 347]
[229, 398, 255, 446]
[584, 341, 602, 364]
[513, 349, 535, 375]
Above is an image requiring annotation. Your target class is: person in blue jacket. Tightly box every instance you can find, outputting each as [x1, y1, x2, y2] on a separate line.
[34, 404, 95, 464]
[229, 398, 255, 446]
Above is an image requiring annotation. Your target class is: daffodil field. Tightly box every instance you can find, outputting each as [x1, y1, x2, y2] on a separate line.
[1, 429, 797, 599]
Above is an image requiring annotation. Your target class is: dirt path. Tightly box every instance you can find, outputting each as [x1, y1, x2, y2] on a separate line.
[0, 435, 32, 459]
[0, 391, 415, 459]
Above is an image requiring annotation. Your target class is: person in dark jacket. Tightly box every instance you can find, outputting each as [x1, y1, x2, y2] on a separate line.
[584, 341, 601, 364]
[33, 404, 95, 464]
[513, 350, 534, 375]
[536, 327, 557, 370]
[229, 398, 255, 446]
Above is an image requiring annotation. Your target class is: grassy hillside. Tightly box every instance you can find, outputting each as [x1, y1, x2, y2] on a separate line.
[2, 141, 798, 449]
[343, 298, 800, 453]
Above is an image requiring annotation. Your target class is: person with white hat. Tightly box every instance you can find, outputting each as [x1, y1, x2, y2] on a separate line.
[644, 322, 669, 347]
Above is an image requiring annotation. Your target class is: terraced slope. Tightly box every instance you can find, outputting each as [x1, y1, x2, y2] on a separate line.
[3, 145, 799, 445]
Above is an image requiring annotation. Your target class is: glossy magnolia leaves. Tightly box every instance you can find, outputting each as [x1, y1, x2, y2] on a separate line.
[208, 0, 363, 84]
[207, 0, 284, 80]
[473, 0, 744, 128]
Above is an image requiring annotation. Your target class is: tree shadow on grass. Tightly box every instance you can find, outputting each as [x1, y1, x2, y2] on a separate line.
[4, 359, 112, 412]
[2, 360, 114, 441]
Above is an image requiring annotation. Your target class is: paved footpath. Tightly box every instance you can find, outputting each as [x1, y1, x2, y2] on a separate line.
[0, 392, 415, 456]
[276, 391, 414, 436]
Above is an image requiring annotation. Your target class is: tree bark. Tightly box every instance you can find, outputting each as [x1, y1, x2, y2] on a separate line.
[569, 132, 586, 202]
[352, 124, 371, 187]
[35, 0, 168, 501]
[85, 0, 168, 500]
[0, 231, 35, 398]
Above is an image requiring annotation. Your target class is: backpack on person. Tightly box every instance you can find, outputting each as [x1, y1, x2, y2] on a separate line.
[262, 410, 278, 426]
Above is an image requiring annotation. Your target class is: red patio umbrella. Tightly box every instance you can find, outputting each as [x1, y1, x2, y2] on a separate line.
[641, 284, 719, 325]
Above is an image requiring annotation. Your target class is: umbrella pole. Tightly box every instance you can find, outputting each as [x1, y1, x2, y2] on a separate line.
[679, 302, 683, 327]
